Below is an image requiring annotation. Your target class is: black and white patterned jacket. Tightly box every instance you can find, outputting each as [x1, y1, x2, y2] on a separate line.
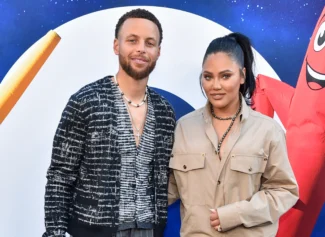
[43, 76, 176, 237]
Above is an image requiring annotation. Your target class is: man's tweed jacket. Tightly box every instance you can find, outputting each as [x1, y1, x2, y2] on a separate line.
[43, 76, 176, 237]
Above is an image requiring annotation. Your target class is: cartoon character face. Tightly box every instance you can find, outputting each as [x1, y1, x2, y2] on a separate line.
[306, 12, 325, 90]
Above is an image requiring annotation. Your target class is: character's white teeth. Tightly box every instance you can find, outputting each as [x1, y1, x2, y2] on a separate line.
[307, 63, 325, 80]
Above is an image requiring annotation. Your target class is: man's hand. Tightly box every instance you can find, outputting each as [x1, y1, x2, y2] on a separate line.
[210, 209, 221, 231]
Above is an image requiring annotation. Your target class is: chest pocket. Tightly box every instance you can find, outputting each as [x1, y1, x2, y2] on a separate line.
[228, 154, 268, 197]
[169, 153, 206, 205]
[230, 154, 267, 174]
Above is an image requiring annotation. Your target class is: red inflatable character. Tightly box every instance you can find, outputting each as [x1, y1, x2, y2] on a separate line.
[253, 7, 325, 237]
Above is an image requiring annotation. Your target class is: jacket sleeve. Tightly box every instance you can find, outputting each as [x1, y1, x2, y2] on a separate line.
[217, 126, 299, 231]
[168, 170, 180, 205]
[43, 94, 86, 237]
[168, 120, 180, 206]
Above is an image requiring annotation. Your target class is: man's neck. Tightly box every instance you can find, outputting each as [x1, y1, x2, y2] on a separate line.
[115, 69, 149, 102]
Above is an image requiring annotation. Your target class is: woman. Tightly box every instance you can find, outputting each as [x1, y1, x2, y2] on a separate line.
[168, 33, 298, 236]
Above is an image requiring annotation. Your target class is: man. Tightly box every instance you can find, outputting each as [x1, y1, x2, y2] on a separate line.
[43, 8, 176, 237]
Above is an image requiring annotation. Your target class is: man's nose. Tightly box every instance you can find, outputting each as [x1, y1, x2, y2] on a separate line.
[136, 41, 146, 53]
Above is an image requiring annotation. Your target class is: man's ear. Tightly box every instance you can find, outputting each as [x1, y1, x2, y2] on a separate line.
[157, 45, 161, 58]
[113, 38, 119, 55]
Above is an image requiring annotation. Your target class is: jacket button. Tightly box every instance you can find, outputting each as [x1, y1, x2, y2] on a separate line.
[183, 165, 187, 169]
[217, 180, 221, 185]
[248, 167, 252, 172]
[264, 158, 267, 161]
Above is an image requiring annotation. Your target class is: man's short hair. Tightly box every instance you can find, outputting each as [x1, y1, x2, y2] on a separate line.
[115, 8, 163, 45]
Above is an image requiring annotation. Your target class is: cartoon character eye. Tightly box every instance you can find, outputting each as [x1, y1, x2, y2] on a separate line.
[314, 21, 325, 52]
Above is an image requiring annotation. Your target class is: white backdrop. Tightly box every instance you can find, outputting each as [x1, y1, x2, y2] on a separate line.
[0, 6, 280, 237]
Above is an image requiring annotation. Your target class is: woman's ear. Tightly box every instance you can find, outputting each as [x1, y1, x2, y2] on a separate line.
[240, 67, 246, 84]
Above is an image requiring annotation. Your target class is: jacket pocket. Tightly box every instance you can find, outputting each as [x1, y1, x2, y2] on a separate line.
[169, 153, 205, 172]
[230, 154, 267, 174]
[226, 154, 268, 201]
[169, 153, 206, 205]
[75, 193, 98, 206]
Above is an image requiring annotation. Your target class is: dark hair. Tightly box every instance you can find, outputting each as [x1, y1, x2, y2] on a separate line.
[115, 8, 163, 45]
[201, 32, 256, 104]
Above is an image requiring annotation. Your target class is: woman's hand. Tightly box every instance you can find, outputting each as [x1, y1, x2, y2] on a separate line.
[210, 209, 222, 231]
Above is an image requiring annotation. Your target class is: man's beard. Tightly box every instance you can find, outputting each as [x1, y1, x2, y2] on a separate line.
[119, 54, 157, 80]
